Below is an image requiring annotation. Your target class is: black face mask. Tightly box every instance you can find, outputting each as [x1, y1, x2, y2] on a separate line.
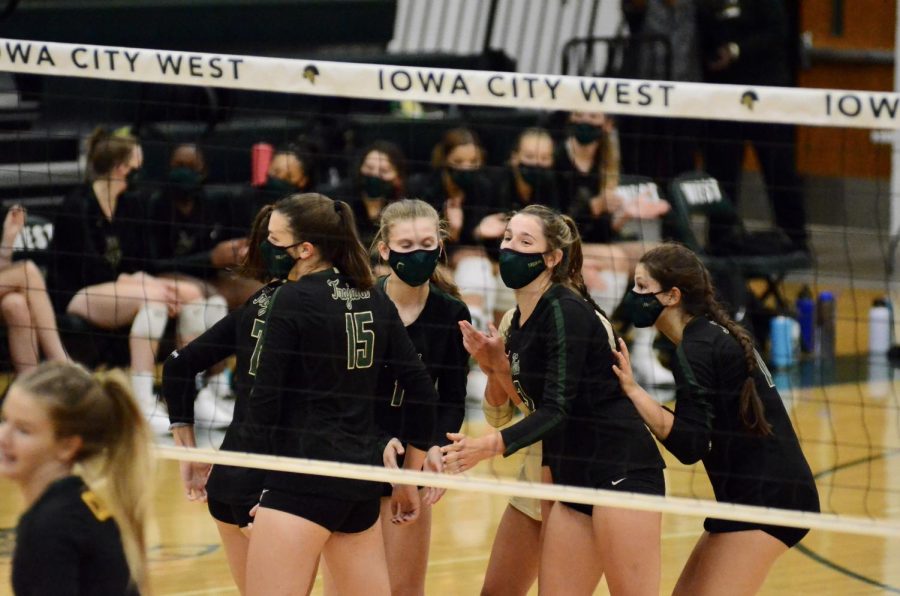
[125, 168, 143, 188]
[362, 175, 395, 200]
[516, 164, 554, 190]
[498, 248, 547, 290]
[447, 167, 480, 193]
[388, 247, 440, 287]
[263, 176, 299, 197]
[622, 289, 667, 328]
[570, 122, 602, 145]
[259, 238, 302, 279]
[167, 167, 204, 199]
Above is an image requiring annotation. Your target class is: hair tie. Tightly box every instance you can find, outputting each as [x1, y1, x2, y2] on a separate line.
[333, 201, 342, 216]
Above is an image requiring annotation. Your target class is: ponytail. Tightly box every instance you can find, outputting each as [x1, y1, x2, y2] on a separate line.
[239, 204, 275, 282]
[703, 284, 773, 436]
[558, 214, 610, 320]
[13, 362, 152, 594]
[274, 193, 374, 291]
[90, 369, 152, 595]
[333, 200, 375, 290]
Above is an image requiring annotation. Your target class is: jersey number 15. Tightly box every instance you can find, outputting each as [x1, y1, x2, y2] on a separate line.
[345, 311, 375, 370]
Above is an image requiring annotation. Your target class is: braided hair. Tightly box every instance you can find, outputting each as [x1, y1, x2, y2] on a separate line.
[640, 242, 773, 436]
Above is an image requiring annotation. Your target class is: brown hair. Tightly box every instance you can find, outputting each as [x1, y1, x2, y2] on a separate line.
[86, 127, 137, 179]
[516, 204, 605, 317]
[14, 362, 152, 594]
[371, 198, 461, 298]
[356, 140, 408, 196]
[639, 242, 773, 436]
[512, 127, 554, 159]
[239, 204, 275, 283]
[430, 128, 485, 169]
[274, 193, 375, 290]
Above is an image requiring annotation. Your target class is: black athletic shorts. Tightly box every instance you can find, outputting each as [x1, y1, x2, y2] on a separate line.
[562, 468, 665, 517]
[704, 517, 809, 548]
[207, 497, 255, 528]
[259, 489, 380, 534]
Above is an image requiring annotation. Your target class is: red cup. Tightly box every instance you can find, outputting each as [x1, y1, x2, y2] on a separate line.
[251, 142, 274, 187]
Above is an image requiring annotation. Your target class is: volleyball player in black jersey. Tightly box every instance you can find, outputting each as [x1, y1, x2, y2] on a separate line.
[612, 243, 819, 596]
[444, 204, 665, 596]
[0, 362, 151, 596]
[371, 199, 470, 595]
[161, 205, 282, 594]
[242, 193, 440, 596]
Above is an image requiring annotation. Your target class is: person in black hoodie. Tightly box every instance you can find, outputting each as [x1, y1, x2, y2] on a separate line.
[49, 128, 204, 433]
[697, 0, 809, 251]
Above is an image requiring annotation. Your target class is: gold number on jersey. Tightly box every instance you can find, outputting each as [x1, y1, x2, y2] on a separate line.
[249, 318, 265, 376]
[390, 381, 405, 407]
[345, 311, 375, 369]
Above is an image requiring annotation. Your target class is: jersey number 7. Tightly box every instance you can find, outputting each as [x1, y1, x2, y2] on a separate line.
[345, 311, 375, 369]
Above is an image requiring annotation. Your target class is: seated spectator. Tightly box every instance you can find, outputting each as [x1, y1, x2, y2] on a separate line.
[555, 111, 674, 387]
[0, 205, 68, 373]
[452, 128, 558, 329]
[326, 140, 407, 249]
[48, 128, 205, 433]
[147, 144, 242, 421]
[409, 128, 493, 254]
[237, 144, 316, 235]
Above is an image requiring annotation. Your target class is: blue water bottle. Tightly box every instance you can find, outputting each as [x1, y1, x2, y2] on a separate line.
[795, 286, 815, 353]
[816, 291, 837, 358]
[770, 316, 796, 368]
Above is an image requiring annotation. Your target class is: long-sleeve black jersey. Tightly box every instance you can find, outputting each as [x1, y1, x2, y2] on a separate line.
[373, 278, 471, 450]
[47, 185, 149, 312]
[12, 476, 137, 596]
[664, 317, 819, 513]
[502, 284, 663, 488]
[244, 268, 440, 501]
[147, 188, 228, 279]
[162, 280, 282, 504]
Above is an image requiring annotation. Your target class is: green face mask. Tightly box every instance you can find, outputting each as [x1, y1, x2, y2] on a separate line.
[622, 289, 667, 328]
[570, 122, 602, 145]
[362, 175, 395, 199]
[263, 176, 298, 197]
[259, 239, 301, 279]
[388, 247, 440, 287]
[447, 167, 479, 193]
[498, 248, 547, 290]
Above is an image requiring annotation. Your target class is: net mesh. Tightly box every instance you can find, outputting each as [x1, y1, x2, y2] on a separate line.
[1, 33, 899, 593]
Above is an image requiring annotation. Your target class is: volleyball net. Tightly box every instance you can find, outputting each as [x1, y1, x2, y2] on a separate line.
[1, 37, 900, 554]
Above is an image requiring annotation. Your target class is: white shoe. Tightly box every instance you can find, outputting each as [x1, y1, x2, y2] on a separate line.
[194, 387, 233, 428]
[629, 328, 676, 388]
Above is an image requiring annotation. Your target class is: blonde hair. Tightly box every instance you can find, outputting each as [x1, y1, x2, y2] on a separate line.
[14, 362, 152, 594]
[371, 198, 461, 298]
[86, 127, 137, 180]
